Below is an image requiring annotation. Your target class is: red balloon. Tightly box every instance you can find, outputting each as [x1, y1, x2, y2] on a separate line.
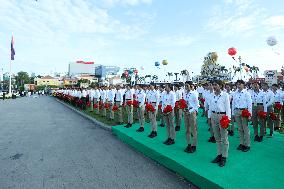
[228, 47, 237, 56]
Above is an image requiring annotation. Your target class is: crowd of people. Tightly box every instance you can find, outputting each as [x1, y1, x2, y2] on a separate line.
[55, 80, 284, 167]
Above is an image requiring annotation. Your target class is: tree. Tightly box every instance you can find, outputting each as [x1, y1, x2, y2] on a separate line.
[166, 72, 173, 81]
[15, 71, 30, 89]
[77, 79, 89, 87]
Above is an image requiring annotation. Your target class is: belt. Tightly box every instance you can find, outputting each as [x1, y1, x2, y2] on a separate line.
[236, 108, 246, 110]
[150, 102, 157, 103]
[126, 99, 131, 100]
[257, 103, 263, 105]
[275, 102, 280, 103]
[212, 111, 226, 114]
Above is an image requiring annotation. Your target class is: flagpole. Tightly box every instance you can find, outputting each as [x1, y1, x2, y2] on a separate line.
[9, 59, 12, 95]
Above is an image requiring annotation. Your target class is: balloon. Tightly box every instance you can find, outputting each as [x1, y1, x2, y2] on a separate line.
[140, 66, 144, 70]
[155, 61, 160, 67]
[266, 36, 277, 46]
[228, 47, 237, 56]
[162, 60, 168, 65]
[211, 52, 218, 61]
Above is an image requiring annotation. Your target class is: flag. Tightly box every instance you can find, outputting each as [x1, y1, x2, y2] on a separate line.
[11, 36, 15, 60]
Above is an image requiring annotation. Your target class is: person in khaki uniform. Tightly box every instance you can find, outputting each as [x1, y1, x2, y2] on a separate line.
[158, 85, 166, 127]
[209, 80, 231, 167]
[262, 83, 274, 137]
[124, 85, 134, 128]
[272, 84, 282, 131]
[107, 85, 116, 121]
[232, 80, 252, 152]
[136, 85, 146, 132]
[146, 83, 160, 138]
[115, 85, 124, 125]
[100, 86, 107, 117]
[183, 82, 199, 153]
[250, 82, 265, 142]
[162, 84, 176, 145]
[174, 84, 183, 131]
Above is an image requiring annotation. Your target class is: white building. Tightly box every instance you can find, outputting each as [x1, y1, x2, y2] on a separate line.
[68, 61, 98, 76]
[264, 70, 277, 86]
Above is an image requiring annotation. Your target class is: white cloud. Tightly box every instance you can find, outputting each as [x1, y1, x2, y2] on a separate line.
[263, 16, 284, 28]
[101, 0, 152, 6]
[154, 34, 195, 47]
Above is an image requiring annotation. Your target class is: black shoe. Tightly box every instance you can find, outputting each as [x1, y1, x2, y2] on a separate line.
[208, 136, 216, 143]
[242, 146, 250, 152]
[118, 122, 123, 125]
[237, 144, 245, 151]
[189, 146, 196, 153]
[269, 132, 273, 137]
[148, 131, 155, 138]
[163, 138, 170, 144]
[228, 130, 234, 136]
[166, 139, 175, 145]
[218, 157, 226, 167]
[258, 136, 263, 142]
[274, 127, 280, 131]
[159, 124, 165, 127]
[175, 126, 180, 131]
[184, 144, 191, 153]
[128, 124, 132, 128]
[254, 135, 259, 141]
[136, 127, 144, 132]
[211, 155, 222, 163]
[124, 123, 130, 128]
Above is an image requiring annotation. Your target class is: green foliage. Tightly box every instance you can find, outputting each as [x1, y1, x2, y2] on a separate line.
[15, 71, 30, 89]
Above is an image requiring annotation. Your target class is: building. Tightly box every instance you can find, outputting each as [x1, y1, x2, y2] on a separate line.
[35, 76, 60, 86]
[108, 76, 124, 85]
[264, 70, 283, 86]
[95, 65, 120, 80]
[63, 77, 78, 86]
[68, 61, 98, 76]
[76, 74, 98, 84]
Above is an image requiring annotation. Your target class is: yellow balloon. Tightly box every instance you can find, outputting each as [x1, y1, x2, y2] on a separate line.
[211, 52, 218, 61]
[162, 59, 168, 65]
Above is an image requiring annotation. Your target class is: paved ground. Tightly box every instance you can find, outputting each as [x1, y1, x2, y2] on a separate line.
[0, 96, 196, 189]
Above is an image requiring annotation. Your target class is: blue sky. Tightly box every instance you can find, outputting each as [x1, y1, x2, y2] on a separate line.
[0, 0, 283, 79]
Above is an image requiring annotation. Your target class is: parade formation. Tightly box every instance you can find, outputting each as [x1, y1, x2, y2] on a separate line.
[54, 79, 284, 168]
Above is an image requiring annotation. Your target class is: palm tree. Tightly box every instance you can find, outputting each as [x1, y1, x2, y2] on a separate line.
[166, 72, 173, 81]
[152, 75, 158, 81]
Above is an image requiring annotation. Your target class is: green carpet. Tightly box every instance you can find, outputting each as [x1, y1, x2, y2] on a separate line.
[112, 113, 284, 189]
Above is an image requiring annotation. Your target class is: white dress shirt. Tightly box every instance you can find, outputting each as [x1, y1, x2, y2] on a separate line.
[107, 89, 116, 103]
[115, 89, 124, 106]
[147, 90, 160, 109]
[175, 89, 183, 101]
[251, 90, 265, 104]
[208, 91, 231, 119]
[183, 90, 199, 113]
[273, 90, 282, 103]
[100, 90, 107, 102]
[125, 89, 134, 101]
[137, 90, 146, 107]
[263, 90, 274, 112]
[161, 91, 176, 110]
[232, 89, 252, 115]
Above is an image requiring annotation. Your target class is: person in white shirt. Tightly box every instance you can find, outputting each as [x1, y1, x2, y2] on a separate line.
[93, 86, 101, 115]
[146, 83, 160, 138]
[107, 85, 116, 121]
[124, 85, 134, 128]
[136, 85, 146, 132]
[81, 89, 87, 110]
[183, 81, 199, 153]
[262, 83, 275, 137]
[162, 84, 176, 145]
[205, 82, 216, 143]
[158, 85, 166, 127]
[100, 86, 107, 117]
[115, 85, 124, 124]
[250, 82, 265, 142]
[224, 83, 235, 136]
[209, 80, 231, 167]
[272, 84, 282, 131]
[174, 84, 183, 131]
[232, 80, 252, 152]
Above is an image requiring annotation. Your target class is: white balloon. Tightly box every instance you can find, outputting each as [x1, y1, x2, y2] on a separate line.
[140, 66, 144, 70]
[266, 36, 277, 46]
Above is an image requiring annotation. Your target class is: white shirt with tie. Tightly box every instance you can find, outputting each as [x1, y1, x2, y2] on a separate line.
[263, 90, 274, 112]
[137, 90, 146, 107]
[115, 89, 124, 106]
